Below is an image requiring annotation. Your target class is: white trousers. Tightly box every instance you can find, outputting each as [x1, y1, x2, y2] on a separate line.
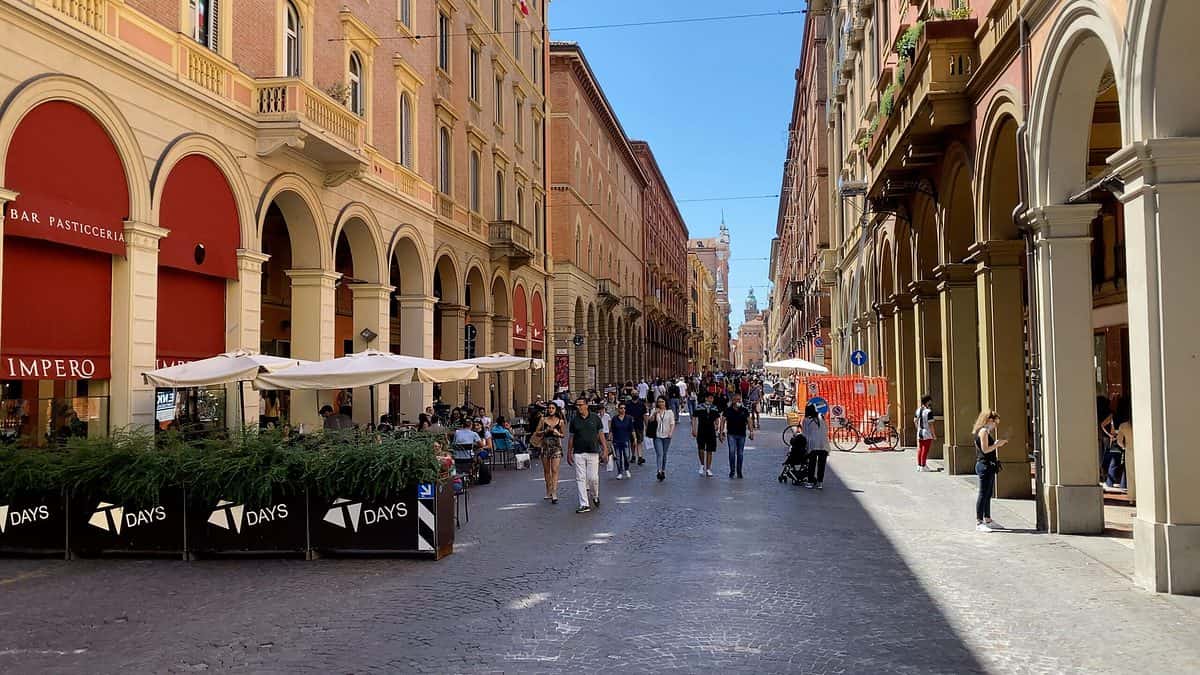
[574, 452, 601, 507]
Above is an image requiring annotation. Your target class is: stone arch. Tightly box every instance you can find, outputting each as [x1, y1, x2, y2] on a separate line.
[1028, 0, 1125, 206]
[939, 150, 976, 265]
[896, 218, 916, 292]
[257, 173, 329, 269]
[1126, 0, 1200, 140]
[433, 250, 461, 305]
[976, 91, 1024, 242]
[331, 203, 385, 284]
[0, 73, 151, 224]
[912, 194, 940, 280]
[151, 133, 255, 250]
[464, 263, 488, 314]
[490, 273, 511, 319]
[879, 235, 896, 301]
[387, 227, 430, 296]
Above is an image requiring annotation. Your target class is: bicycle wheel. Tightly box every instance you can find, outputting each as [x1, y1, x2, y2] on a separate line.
[886, 424, 901, 450]
[782, 424, 798, 447]
[832, 423, 859, 451]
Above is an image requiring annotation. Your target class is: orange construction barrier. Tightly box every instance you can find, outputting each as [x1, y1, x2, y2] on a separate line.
[793, 375, 890, 434]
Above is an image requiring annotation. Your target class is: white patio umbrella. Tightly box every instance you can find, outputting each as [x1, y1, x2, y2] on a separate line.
[253, 350, 480, 424]
[142, 350, 309, 388]
[254, 349, 479, 390]
[763, 358, 830, 375]
[458, 353, 546, 372]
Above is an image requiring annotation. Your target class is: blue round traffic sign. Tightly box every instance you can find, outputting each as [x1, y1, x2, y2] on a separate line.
[850, 350, 868, 367]
[814, 337, 824, 347]
[807, 397, 829, 415]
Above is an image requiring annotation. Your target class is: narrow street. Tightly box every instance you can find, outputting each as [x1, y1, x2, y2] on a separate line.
[1, 416, 1197, 674]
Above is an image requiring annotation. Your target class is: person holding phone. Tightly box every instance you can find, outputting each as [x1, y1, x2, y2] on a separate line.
[973, 410, 1008, 532]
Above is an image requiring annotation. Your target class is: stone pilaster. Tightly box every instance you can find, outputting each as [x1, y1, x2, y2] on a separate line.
[891, 294, 918, 447]
[1111, 138, 1200, 593]
[970, 240, 1032, 497]
[467, 311, 493, 409]
[909, 280, 941, 459]
[438, 303, 467, 406]
[1025, 203, 1103, 534]
[935, 263, 982, 476]
[876, 301, 900, 429]
[110, 220, 169, 430]
[491, 315, 514, 417]
[396, 294, 435, 421]
[350, 283, 394, 426]
[285, 269, 340, 431]
[228, 249, 270, 427]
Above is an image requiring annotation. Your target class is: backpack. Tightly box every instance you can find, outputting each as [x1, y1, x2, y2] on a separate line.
[668, 384, 680, 399]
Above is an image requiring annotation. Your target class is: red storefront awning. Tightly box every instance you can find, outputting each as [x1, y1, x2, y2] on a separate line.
[1, 102, 128, 380]
[530, 290, 545, 354]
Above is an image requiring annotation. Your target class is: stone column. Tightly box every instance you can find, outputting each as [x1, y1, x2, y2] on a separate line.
[513, 338, 531, 418]
[286, 269, 340, 431]
[109, 221, 169, 430]
[891, 294, 918, 446]
[876, 301, 900, 428]
[935, 264, 982, 475]
[438, 304, 467, 405]
[468, 311, 493, 409]
[228, 249, 270, 428]
[970, 240, 1032, 497]
[1112, 139, 1200, 593]
[491, 315, 513, 417]
[909, 280, 942, 459]
[859, 315, 878, 377]
[1026, 204, 1103, 534]
[396, 294, 435, 421]
[350, 283, 393, 426]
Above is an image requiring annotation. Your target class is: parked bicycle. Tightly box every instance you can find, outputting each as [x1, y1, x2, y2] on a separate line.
[830, 415, 900, 451]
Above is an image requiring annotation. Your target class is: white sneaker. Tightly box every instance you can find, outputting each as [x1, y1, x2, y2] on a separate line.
[699, 466, 706, 476]
[705, 469, 714, 477]
[985, 520, 1004, 529]
[616, 473, 624, 480]
[976, 523, 994, 532]
[916, 466, 924, 472]
[624, 470, 632, 479]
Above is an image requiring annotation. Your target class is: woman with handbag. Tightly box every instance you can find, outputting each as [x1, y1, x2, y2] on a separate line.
[973, 410, 1008, 532]
[534, 401, 566, 504]
[649, 396, 676, 482]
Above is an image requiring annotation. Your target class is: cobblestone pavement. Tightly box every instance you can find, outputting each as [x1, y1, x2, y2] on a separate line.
[2, 416, 1199, 674]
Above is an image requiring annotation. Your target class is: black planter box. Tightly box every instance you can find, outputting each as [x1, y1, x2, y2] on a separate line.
[309, 482, 453, 558]
[0, 492, 67, 555]
[69, 489, 187, 556]
[187, 491, 309, 554]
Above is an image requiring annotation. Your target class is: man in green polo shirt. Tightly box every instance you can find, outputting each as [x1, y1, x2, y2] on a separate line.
[568, 396, 609, 513]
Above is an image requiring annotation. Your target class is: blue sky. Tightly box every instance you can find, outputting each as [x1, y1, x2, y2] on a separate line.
[549, 1, 806, 332]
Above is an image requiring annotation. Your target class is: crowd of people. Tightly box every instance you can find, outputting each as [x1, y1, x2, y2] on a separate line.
[516, 373, 790, 514]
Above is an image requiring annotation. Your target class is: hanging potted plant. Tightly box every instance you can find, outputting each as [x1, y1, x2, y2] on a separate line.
[62, 430, 188, 557]
[0, 447, 67, 555]
[305, 431, 452, 558]
[183, 429, 309, 556]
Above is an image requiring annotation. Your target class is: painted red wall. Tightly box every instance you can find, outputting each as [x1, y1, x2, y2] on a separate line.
[155, 267, 225, 362]
[158, 154, 239, 278]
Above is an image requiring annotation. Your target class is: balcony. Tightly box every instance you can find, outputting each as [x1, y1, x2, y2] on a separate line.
[622, 296, 642, 319]
[788, 280, 804, 311]
[866, 18, 978, 192]
[488, 220, 534, 268]
[644, 294, 663, 317]
[596, 278, 620, 309]
[255, 78, 368, 187]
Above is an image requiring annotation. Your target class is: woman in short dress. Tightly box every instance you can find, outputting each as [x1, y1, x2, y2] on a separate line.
[535, 401, 567, 504]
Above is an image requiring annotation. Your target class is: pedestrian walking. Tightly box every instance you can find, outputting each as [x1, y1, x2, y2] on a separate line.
[721, 393, 753, 478]
[533, 401, 566, 504]
[747, 382, 762, 429]
[637, 378, 650, 402]
[915, 394, 936, 471]
[610, 402, 636, 479]
[692, 392, 721, 477]
[668, 379, 682, 419]
[649, 396, 676, 481]
[627, 394, 648, 466]
[567, 397, 609, 513]
[802, 403, 829, 489]
[973, 410, 1007, 532]
[686, 387, 698, 419]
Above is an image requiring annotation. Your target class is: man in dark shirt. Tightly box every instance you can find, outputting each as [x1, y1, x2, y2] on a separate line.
[691, 392, 721, 477]
[625, 395, 648, 466]
[610, 402, 636, 480]
[568, 397, 609, 513]
[721, 394, 754, 478]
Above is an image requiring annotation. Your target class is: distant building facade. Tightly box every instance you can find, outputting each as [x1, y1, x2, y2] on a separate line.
[687, 221, 732, 370]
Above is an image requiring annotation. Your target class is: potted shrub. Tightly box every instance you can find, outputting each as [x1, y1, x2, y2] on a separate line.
[306, 431, 453, 557]
[0, 447, 67, 555]
[61, 430, 188, 557]
[183, 429, 309, 555]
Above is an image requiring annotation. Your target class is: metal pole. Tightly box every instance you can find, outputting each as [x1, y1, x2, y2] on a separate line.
[369, 384, 377, 429]
[238, 381, 246, 431]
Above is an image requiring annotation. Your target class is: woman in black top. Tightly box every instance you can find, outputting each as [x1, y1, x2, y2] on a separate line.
[973, 410, 1008, 532]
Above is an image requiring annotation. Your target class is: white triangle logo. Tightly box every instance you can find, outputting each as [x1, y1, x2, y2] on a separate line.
[88, 502, 122, 533]
[323, 498, 362, 531]
[208, 500, 244, 533]
[0, 505, 8, 534]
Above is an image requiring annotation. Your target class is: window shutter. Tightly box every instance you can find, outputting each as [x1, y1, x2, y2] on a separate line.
[209, 0, 220, 51]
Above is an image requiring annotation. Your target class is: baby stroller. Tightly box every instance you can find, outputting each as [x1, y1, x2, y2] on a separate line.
[778, 433, 809, 486]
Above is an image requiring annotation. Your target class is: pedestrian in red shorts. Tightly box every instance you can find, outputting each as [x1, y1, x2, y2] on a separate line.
[915, 394, 936, 471]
